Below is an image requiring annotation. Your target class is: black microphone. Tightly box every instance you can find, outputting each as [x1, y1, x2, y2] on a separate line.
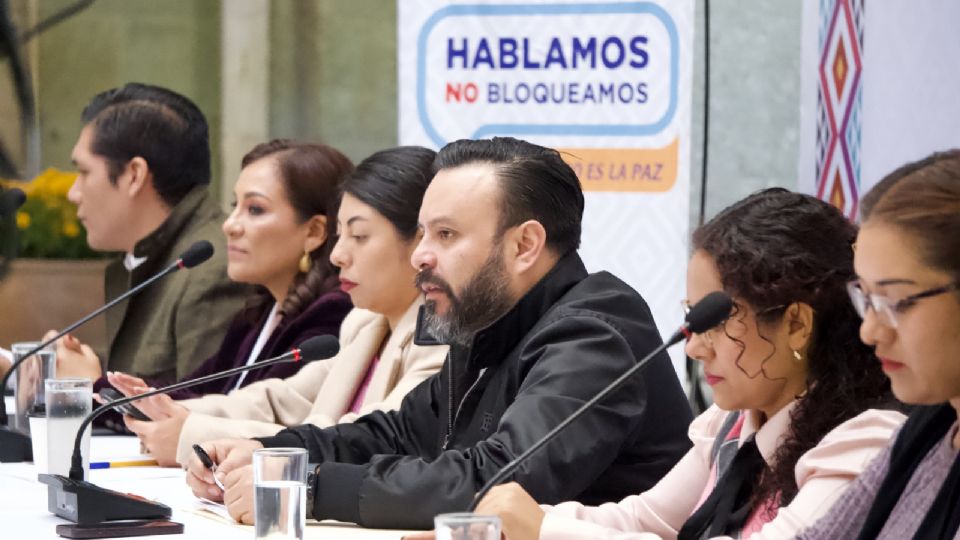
[38, 335, 340, 525]
[467, 291, 733, 511]
[177, 239, 214, 269]
[0, 240, 216, 462]
[673, 291, 735, 342]
[0, 186, 26, 217]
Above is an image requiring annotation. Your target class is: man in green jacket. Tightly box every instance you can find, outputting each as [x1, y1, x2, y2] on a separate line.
[52, 83, 250, 391]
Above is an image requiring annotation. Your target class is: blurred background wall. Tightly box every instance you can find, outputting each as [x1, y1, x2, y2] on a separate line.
[8, 0, 802, 224]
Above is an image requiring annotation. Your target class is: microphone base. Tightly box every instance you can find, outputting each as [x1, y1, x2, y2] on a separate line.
[38, 473, 172, 525]
[0, 425, 32, 462]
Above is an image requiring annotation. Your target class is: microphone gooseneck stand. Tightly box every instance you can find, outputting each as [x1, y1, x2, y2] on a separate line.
[38, 335, 339, 525]
[0, 240, 215, 462]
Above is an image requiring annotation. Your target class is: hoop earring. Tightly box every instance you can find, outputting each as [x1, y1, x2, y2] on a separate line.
[299, 251, 312, 273]
[792, 349, 803, 362]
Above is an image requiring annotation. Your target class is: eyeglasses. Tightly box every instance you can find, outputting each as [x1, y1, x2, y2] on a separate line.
[847, 280, 960, 328]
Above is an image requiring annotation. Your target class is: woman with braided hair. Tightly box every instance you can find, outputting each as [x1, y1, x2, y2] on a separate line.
[54, 140, 355, 449]
[104, 145, 448, 473]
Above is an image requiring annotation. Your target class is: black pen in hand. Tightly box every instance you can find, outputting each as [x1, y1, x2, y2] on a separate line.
[192, 444, 226, 492]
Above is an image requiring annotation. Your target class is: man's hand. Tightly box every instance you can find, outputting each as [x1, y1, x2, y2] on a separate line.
[475, 482, 545, 540]
[185, 439, 263, 503]
[0, 349, 11, 379]
[124, 398, 190, 467]
[45, 331, 102, 380]
[222, 463, 256, 524]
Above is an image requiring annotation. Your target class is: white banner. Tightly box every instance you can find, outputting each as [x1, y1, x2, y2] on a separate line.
[799, 0, 960, 213]
[398, 0, 695, 379]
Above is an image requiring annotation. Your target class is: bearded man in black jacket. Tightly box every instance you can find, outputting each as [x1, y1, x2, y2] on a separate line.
[186, 137, 693, 529]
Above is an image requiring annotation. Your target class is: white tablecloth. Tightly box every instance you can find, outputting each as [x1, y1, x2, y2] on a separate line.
[0, 424, 415, 539]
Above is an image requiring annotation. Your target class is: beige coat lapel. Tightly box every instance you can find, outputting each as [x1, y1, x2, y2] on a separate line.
[310, 312, 389, 419]
[360, 301, 421, 405]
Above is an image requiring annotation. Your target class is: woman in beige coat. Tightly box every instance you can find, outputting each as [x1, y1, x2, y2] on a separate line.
[107, 146, 448, 466]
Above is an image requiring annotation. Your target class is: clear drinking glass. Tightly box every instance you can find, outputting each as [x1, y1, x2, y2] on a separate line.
[253, 447, 308, 540]
[41, 378, 91, 476]
[434, 513, 502, 540]
[11, 342, 56, 434]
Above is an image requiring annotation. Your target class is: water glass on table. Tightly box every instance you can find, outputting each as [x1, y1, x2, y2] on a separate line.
[253, 447, 308, 540]
[11, 341, 56, 434]
[34, 378, 91, 476]
[434, 513, 502, 540]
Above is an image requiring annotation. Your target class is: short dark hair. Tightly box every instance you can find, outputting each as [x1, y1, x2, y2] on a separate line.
[342, 146, 437, 241]
[80, 83, 211, 207]
[434, 137, 584, 255]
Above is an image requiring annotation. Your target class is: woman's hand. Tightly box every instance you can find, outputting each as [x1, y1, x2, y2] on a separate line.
[475, 482, 545, 540]
[44, 331, 102, 380]
[123, 395, 191, 467]
[400, 483, 543, 540]
[105, 371, 149, 397]
[103, 371, 177, 420]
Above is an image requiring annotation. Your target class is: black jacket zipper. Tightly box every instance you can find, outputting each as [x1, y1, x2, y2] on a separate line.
[442, 351, 485, 450]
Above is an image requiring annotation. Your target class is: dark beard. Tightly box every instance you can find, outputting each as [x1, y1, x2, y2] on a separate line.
[415, 246, 514, 346]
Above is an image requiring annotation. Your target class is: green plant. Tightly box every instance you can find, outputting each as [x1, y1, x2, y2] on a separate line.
[5, 168, 105, 259]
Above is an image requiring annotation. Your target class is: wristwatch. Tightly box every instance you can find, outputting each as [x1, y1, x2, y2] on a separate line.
[305, 464, 319, 519]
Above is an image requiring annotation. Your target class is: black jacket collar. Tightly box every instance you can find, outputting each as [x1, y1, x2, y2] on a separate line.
[460, 251, 587, 370]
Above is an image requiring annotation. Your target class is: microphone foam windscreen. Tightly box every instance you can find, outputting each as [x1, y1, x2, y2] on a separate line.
[297, 335, 340, 362]
[685, 291, 733, 333]
[179, 240, 214, 268]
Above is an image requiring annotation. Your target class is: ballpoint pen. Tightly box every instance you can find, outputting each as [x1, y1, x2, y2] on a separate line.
[89, 458, 159, 469]
[192, 444, 226, 491]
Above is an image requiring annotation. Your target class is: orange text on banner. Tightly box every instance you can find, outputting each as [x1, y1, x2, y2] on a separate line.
[559, 138, 678, 193]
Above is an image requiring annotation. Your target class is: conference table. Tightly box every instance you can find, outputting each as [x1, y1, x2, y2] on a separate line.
[0, 400, 417, 539]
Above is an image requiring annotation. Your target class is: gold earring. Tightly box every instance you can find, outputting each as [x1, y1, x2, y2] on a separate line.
[792, 349, 803, 362]
[299, 251, 312, 273]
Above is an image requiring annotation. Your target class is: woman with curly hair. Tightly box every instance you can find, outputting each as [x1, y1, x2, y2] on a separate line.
[462, 188, 906, 540]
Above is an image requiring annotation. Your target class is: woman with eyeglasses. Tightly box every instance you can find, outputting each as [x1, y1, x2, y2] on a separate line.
[795, 151, 960, 539]
[443, 188, 905, 540]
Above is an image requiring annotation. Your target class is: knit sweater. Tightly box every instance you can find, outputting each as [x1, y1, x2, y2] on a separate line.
[796, 422, 960, 539]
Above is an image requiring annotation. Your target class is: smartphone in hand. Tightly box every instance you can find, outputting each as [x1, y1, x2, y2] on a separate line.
[98, 388, 152, 422]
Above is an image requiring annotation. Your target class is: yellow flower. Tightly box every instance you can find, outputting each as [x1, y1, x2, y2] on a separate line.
[16, 210, 30, 229]
[63, 220, 80, 238]
[50, 170, 76, 195]
[2, 168, 95, 259]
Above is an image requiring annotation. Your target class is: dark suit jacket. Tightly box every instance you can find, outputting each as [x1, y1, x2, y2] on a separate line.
[259, 253, 693, 529]
[100, 186, 251, 386]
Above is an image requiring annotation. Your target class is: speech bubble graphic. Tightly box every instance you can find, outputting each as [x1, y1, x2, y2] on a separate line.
[416, 2, 680, 147]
